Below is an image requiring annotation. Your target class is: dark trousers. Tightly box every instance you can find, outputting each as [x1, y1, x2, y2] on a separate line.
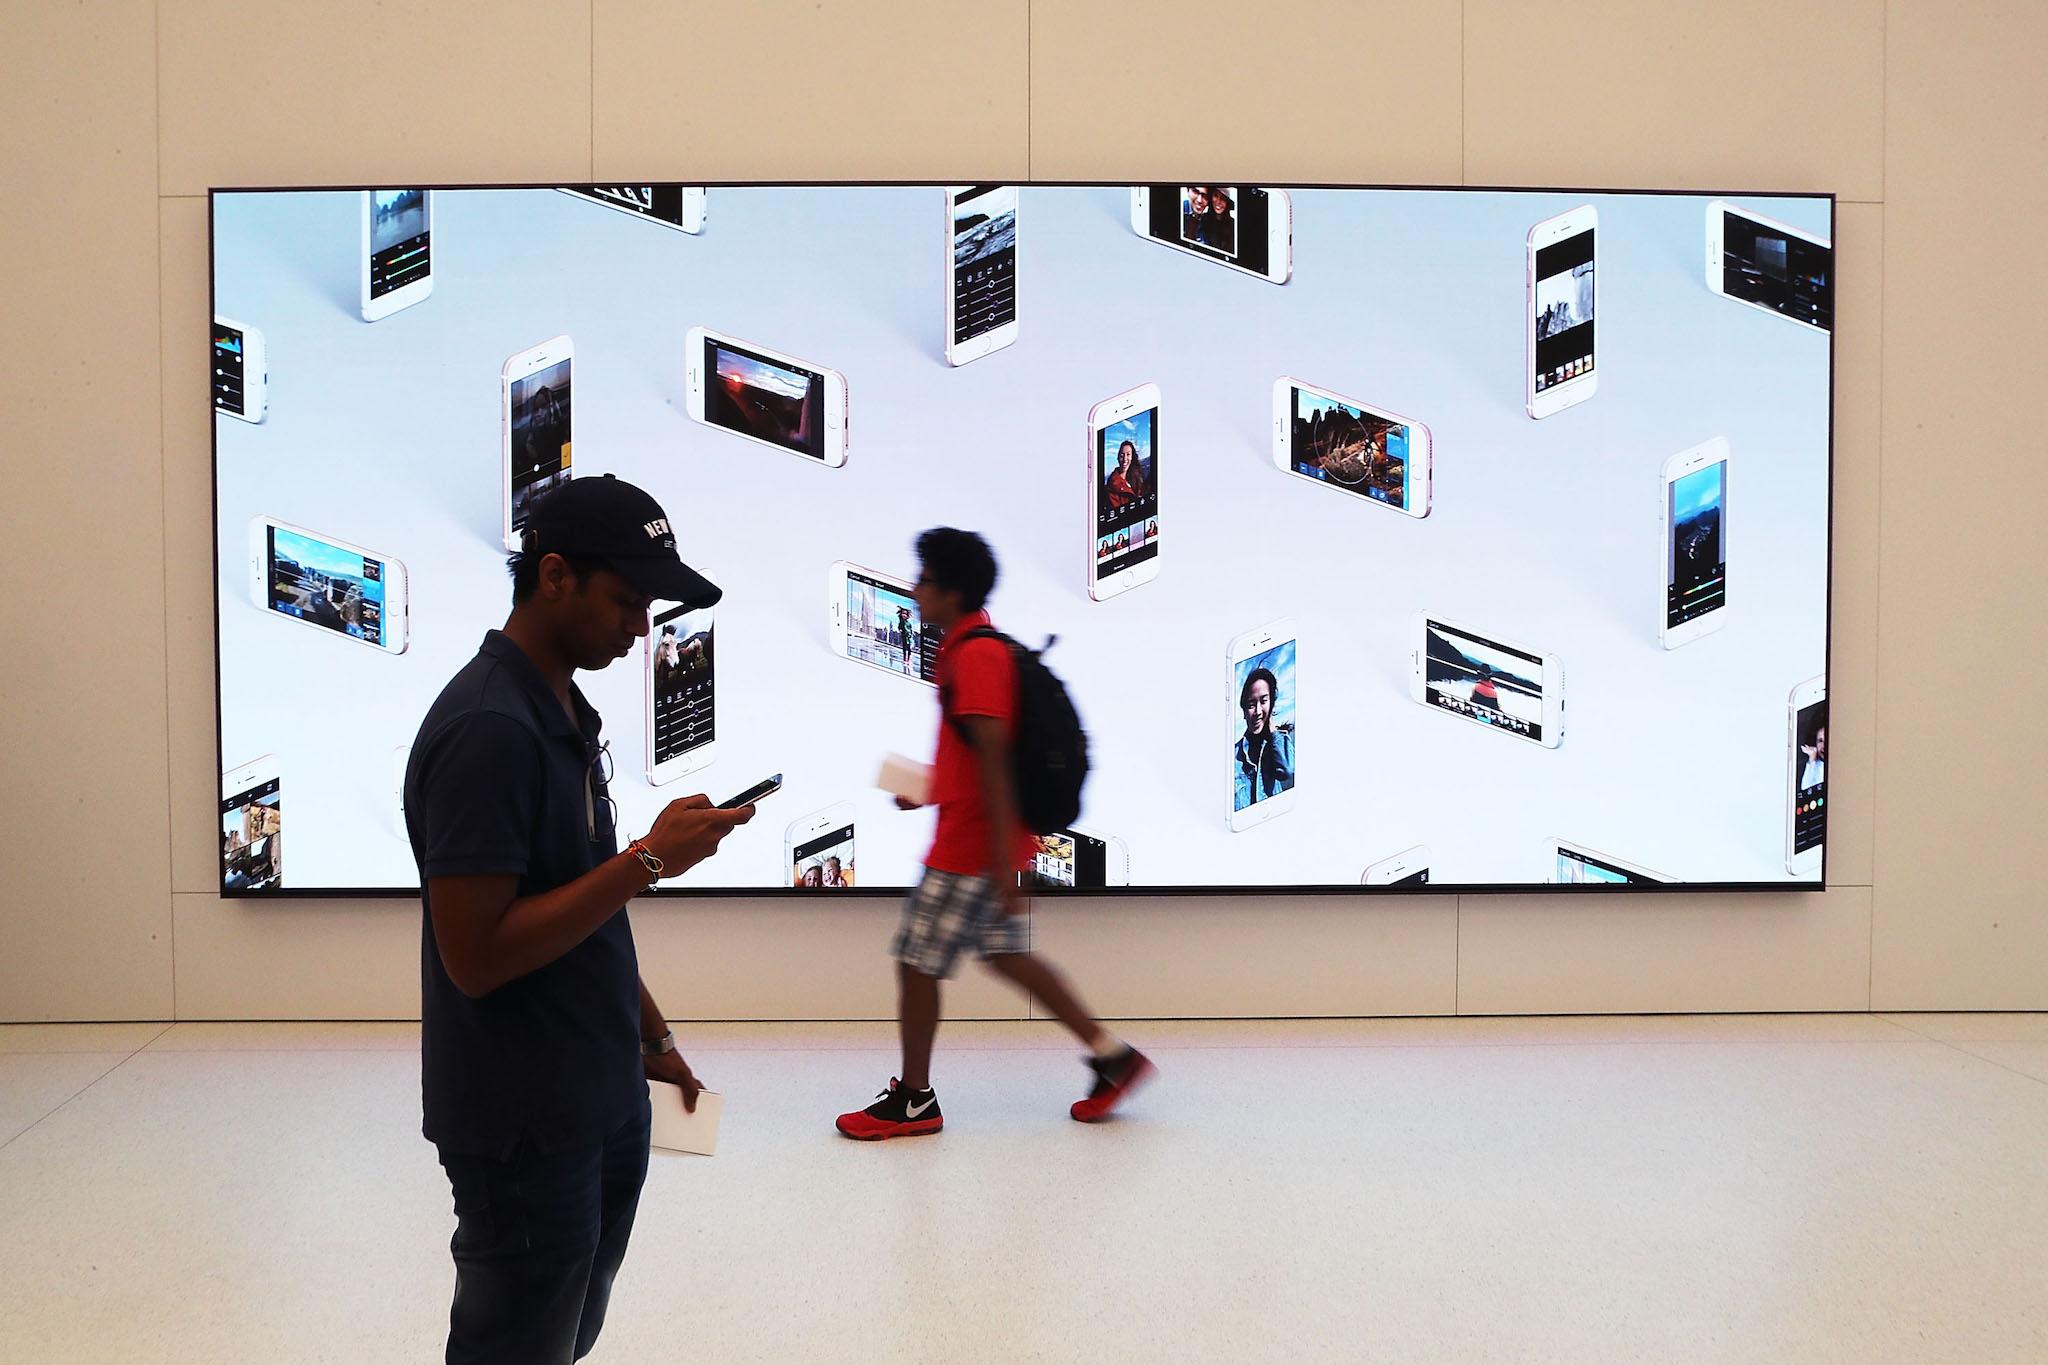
[437, 1104, 652, 1364]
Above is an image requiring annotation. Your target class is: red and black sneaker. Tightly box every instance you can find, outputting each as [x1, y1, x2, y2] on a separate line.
[1070, 1047, 1156, 1123]
[836, 1078, 944, 1140]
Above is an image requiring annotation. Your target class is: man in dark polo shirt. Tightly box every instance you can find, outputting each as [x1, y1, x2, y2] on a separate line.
[835, 527, 1155, 1140]
[405, 475, 754, 1364]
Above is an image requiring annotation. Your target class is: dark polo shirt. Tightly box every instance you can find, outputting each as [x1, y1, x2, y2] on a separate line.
[404, 630, 642, 1158]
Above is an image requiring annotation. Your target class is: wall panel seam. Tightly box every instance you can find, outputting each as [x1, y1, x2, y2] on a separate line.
[153, 0, 162, 201]
[1867, 195, 1885, 1006]
[1867, 0, 1887, 1001]
[588, 0, 596, 180]
[1454, 895, 1463, 1015]
[156, 191, 178, 1020]
[154, 0, 176, 1020]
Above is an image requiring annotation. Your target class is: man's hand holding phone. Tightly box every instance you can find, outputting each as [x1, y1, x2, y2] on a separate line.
[642, 794, 754, 875]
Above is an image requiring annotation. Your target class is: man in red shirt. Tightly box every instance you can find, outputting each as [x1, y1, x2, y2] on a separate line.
[836, 528, 1155, 1139]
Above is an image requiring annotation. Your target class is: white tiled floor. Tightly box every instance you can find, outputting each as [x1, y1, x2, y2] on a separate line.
[2, 1016, 2045, 1363]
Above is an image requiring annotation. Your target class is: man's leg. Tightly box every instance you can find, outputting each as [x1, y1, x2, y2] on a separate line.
[572, 1105, 652, 1361]
[440, 1139, 605, 1365]
[840, 872, 969, 1138]
[983, 951, 1105, 1048]
[898, 960, 943, 1092]
[984, 945, 1157, 1123]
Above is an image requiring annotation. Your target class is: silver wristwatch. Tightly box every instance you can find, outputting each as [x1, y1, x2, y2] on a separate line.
[639, 1030, 676, 1057]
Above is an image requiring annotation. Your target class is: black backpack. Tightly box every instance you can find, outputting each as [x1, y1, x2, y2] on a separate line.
[944, 628, 1089, 835]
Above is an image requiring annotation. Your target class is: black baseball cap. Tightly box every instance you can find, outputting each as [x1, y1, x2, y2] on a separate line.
[522, 474, 722, 608]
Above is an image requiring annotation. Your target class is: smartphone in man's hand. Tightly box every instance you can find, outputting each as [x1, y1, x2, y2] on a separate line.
[717, 774, 782, 810]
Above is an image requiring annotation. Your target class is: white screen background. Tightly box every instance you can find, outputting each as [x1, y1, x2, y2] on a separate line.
[211, 186, 1831, 891]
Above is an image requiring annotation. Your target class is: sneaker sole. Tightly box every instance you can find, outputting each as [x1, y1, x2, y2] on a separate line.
[835, 1117, 944, 1141]
[1071, 1056, 1157, 1123]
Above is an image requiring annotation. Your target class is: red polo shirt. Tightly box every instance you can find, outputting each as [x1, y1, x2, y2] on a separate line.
[926, 610, 1035, 876]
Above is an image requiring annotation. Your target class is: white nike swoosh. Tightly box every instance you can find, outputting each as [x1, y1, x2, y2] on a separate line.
[904, 1096, 938, 1118]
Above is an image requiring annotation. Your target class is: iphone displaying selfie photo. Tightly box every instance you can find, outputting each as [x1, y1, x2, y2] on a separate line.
[1227, 620, 1299, 832]
[1088, 384, 1161, 600]
[787, 804, 856, 888]
[1130, 186, 1292, 284]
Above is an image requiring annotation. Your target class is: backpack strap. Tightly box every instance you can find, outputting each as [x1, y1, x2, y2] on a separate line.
[953, 627, 1056, 656]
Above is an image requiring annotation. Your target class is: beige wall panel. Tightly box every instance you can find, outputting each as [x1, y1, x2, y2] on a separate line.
[1825, 203, 1880, 887]
[1028, 1, 1460, 182]
[173, 896, 420, 1019]
[1457, 887, 1871, 1015]
[159, 1, 593, 194]
[630, 905, 1025, 1021]
[171, 896, 1026, 1021]
[20, 0, 2020, 1021]
[1030, 898, 1458, 1018]
[0, 0, 172, 1021]
[160, 198, 225, 896]
[1871, 0, 2048, 1009]
[1465, 0, 1884, 200]
[593, 1, 1027, 180]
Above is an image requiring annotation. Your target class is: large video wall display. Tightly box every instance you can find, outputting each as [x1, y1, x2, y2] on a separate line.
[211, 183, 1834, 896]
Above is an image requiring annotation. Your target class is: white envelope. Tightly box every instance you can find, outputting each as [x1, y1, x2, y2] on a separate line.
[648, 1081, 723, 1156]
[876, 752, 932, 805]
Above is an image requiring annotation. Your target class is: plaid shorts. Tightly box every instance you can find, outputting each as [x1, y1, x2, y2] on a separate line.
[890, 868, 1030, 979]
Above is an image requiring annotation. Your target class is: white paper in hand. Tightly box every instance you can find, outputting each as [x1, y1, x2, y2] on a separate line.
[877, 752, 932, 805]
[648, 1081, 723, 1156]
